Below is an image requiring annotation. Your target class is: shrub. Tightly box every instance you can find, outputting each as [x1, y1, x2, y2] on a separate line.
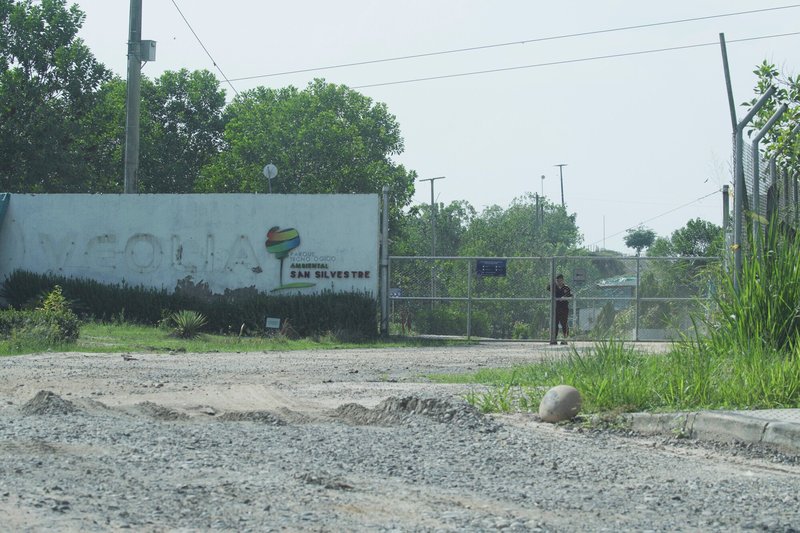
[39, 285, 70, 313]
[414, 306, 488, 337]
[0, 308, 80, 346]
[1, 271, 378, 339]
[169, 310, 208, 339]
[512, 321, 531, 340]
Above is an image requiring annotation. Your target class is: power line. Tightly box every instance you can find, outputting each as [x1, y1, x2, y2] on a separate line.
[227, 4, 800, 83]
[169, 0, 238, 96]
[352, 31, 800, 89]
[586, 189, 722, 248]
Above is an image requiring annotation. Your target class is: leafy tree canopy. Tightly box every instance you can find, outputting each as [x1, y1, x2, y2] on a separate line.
[392, 200, 476, 256]
[460, 194, 581, 257]
[672, 218, 722, 257]
[747, 61, 799, 173]
[624, 226, 656, 256]
[140, 69, 226, 193]
[649, 218, 723, 260]
[0, 0, 111, 191]
[51, 69, 227, 193]
[197, 79, 416, 215]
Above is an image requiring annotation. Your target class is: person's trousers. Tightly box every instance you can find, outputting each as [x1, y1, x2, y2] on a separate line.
[555, 307, 569, 337]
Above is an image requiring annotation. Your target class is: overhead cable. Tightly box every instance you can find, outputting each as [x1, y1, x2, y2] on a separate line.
[586, 189, 722, 248]
[170, 0, 239, 95]
[352, 32, 800, 89]
[227, 4, 800, 82]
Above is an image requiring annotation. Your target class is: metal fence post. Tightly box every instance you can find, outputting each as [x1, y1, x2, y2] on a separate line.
[380, 186, 390, 336]
[467, 259, 472, 340]
[732, 87, 776, 290]
[549, 257, 556, 344]
[751, 104, 789, 257]
[635, 256, 641, 342]
[795, 174, 799, 227]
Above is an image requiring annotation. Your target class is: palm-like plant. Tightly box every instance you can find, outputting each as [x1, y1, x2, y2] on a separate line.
[169, 310, 208, 339]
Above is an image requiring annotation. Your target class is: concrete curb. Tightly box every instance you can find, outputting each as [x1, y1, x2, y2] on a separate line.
[624, 411, 800, 456]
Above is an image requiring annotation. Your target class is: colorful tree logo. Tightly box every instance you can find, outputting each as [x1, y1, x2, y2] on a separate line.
[265, 226, 313, 291]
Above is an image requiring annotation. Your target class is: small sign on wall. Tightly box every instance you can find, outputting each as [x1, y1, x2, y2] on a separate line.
[265, 317, 281, 329]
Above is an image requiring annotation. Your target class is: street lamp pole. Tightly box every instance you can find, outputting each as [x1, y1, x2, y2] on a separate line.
[555, 163, 567, 208]
[419, 176, 445, 256]
[540, 174, 545, 197]
[419, 176, 445, 307]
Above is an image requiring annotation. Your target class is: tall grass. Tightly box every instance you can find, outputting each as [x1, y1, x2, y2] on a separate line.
[437, 222, 800, 414]
[707, 224, 800, 354]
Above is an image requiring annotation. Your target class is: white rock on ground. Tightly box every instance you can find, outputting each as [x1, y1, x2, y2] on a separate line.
[539, 384, 582, 422]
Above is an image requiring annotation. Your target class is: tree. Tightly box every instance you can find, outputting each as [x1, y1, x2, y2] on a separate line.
[747, 61, 799, 231]
[456, 194, 582, 336]
[139, 69, 226, 193]
[624, 226, 656, 256]
[647, 219, 722, 258]
[391, 200, 475, 257]
[746, 61, 799, 164]
[197, 79, 416, 215]
[77, 69, 227, 193]
[669, 218, 723, 257]
[643, 219, 721, 319]
[0, 0, 111, 191]
[460, 194, 581, 257]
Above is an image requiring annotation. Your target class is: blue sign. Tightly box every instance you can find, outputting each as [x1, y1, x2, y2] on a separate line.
[476, 259, 507, 277]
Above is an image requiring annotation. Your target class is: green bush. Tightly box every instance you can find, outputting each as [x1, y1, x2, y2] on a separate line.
[0, 308, 80, 345]
[413, 305, 490, 337]
[511, 321, 531, 340]
[1, 270, 378, 339]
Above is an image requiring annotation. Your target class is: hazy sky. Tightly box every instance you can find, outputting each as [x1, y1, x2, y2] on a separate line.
[70, 1, 799, 253]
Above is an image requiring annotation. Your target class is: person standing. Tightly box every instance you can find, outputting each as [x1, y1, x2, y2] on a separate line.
[548, 274, 572, 345]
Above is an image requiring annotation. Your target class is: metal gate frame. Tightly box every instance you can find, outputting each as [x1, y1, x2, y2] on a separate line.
[383, 255, 717, 342]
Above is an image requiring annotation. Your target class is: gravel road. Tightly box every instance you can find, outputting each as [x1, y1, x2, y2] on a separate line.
[1, 343, 799, 532]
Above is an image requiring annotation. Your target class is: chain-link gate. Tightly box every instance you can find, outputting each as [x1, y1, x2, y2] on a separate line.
[387, 256, 718, 341]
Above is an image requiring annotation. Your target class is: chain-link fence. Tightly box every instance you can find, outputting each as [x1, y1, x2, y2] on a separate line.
[729, 85, 799, 283]
[740, 137, 800, 243]
[388, 256, 718, 341]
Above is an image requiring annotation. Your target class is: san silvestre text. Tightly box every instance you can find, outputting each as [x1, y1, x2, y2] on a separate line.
[290, 270, 371, 279]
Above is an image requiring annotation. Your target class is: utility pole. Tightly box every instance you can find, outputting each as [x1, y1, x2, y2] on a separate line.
[124, 0, 156, 194]
[123, 0, 142, 194]
[603, 215, 606, 250]
[555, 164, 567, 208]
[419, 176, 445, 256]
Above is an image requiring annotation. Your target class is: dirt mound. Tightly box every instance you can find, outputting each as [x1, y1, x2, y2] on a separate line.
[21, 391, 78, 416]
[331, 395, 496, 431]
[132, 402, 189, 421]
[217, 411, 287, 426]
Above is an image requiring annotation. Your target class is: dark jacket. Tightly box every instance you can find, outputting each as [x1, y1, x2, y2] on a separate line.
[548, 282, 572, 311]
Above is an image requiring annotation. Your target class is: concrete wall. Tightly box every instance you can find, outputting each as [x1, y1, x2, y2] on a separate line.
[0, 194, 379, 296]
